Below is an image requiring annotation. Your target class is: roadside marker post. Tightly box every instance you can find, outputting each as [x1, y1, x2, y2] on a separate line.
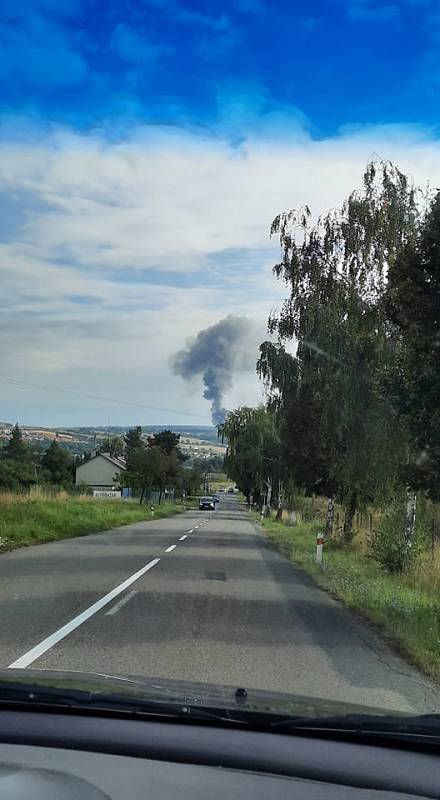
[316, 533, 324, 564]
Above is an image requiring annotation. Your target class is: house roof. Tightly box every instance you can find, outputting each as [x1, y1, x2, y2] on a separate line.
[76, 452, 126, 472]
[99, 452, 126, 470]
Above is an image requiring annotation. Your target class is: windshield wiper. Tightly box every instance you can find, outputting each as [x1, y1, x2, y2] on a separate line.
[2, 679, 438, 740]
[269, 713, 440, 741]
[0, 679, 249, 725]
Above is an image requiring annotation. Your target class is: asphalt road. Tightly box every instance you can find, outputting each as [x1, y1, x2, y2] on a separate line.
[1, 496, 440, 712]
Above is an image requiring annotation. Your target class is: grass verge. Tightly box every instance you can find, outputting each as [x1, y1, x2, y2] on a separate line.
[257, 514, 440, 683]
[0, 493, 181, 551]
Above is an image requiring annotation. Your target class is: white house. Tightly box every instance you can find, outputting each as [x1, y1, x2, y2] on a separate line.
[75, 452, 126, 490]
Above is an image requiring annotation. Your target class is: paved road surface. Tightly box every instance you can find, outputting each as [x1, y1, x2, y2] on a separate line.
[1, 496, 439, 712]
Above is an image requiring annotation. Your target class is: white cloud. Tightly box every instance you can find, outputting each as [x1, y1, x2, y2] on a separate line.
[1, 119, 440, 424]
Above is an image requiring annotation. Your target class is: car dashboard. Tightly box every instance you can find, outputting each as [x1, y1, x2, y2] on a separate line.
[0, 710, 439, 799]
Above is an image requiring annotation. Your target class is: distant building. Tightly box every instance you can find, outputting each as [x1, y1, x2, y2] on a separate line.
[75, 452, 126, 490]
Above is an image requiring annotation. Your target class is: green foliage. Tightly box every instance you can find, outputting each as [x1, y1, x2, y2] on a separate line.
[0, 425, 39, 489]
[258, 161, 421, 538]
[41, 440, 74, 487]
[148, 429, 183, 457]
[370, 492, 428, 573]
[283, 483, 317, 522]
[190, 454, 224, 472]
[0, 458, 37, 490]
[124, 426, 144, 473]
[142, 445, 169, 489]
[120, 426, 186, 500]
[387, 193, 440, 499]
[4, 424, 34, 465]
[219, 406, 282, 505]
[179, 467, 203, 495]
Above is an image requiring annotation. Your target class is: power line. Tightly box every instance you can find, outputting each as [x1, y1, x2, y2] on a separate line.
[0, 374, 210, 421]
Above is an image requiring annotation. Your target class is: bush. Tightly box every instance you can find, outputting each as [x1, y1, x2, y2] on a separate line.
[283, 483, 319, 523]
[370, 493, 427, 573]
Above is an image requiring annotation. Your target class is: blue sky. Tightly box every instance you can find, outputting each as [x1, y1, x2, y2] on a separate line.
[2, 0, 440, 426]
[1, 0, 439, 135]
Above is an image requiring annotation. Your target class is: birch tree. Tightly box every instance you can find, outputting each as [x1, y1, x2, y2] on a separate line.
[258, 161, 421, 540]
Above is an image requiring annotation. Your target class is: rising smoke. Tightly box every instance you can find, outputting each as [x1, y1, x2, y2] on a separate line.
[172, 315, 256, 425]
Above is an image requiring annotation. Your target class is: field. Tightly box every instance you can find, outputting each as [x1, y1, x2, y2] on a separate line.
[0, 491, 180, 551]
[257, 512, 440, 683]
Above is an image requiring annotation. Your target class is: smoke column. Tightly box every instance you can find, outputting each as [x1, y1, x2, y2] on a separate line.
[173, 316, 254, 425]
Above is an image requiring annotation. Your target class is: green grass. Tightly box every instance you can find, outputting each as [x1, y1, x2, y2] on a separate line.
[257, 514, 440, 683]
[0, 493, 181, 550]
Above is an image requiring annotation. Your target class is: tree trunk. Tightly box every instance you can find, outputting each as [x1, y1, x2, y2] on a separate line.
[404, 488, 417, 552]
[159, 488, 163, 505]
[265, 477, 273, 517]
[325, 496, 334, 539]
[343, 490, 357, 543]
[139, 487, 145, 505]
[260, 485, 267, 521]
[276, 480, 283, 521]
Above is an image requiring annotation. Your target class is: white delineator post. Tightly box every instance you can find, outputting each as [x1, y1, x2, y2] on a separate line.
[316, 532, 324, 564]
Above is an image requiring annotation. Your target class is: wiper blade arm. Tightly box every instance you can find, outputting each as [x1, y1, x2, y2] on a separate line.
[0, 680, 246, 725]
[74, 692, 245, 724]
[4, 680, 438, 739]
[269, 712, 440, 738]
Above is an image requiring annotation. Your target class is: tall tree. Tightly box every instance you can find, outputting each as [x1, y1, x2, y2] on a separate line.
[178, 467, 203, 496]
[139, 446, 172, 503]
[119, 432, 183, 503]
[387, 191, 440, 498]
[258, 161, 421, 539]
[4, 424, 32, 463]
[124, 426, 144, 473]
[219, 406, 282, 509]
[42, 440, 74, 486]
[148, 430, 181, 455]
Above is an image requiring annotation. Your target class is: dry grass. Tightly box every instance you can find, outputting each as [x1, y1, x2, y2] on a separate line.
[0, 488, 74, 504]
[406, 545, 440, 593]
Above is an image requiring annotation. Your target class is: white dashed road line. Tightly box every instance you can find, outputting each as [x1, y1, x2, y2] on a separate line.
[8, 557, 161, 669]
[105, 590, 138, 617]
[8, 512, 209, 669]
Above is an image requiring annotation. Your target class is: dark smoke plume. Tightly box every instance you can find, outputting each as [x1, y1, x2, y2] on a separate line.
[173, 315, 255, 425]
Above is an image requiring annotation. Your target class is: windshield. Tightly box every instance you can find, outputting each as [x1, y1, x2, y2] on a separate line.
[2, 0, 440, 731]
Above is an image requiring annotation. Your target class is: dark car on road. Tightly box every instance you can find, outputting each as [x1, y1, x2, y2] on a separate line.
[199, 496, 215, 511]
